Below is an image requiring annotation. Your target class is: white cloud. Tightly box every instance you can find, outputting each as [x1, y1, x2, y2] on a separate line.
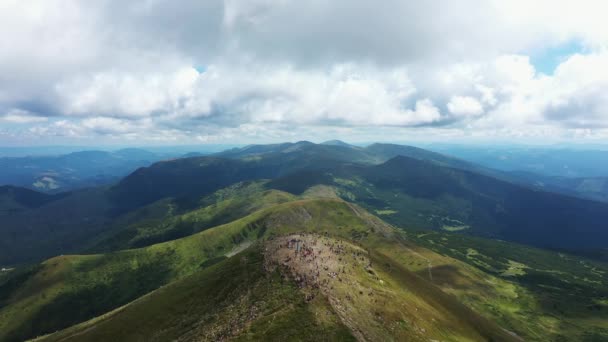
[543, 53, 608, 127]
[1, 109, 48, 123]
[180, 63, 438, 127]
[55, 67, 200, 117]
[447, 96, 484, 117]
[0, 0, 608, 143]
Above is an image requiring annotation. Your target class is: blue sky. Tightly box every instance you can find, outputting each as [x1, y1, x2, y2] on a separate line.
[530, 40, 584, 75]
[1, 1, 608, 146]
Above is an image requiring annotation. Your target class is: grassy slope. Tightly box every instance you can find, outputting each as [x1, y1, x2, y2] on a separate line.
[403, 229, 608, 341]
[2, 195, 606, 341]
[90, 181, 296, 251]
[345, 197, 608, 340]
[0, 198, 507, 342]
[0, 199, 363, 341]
[263, 234, 512, 341]
[36, 238, 513, 342]
[35, 247, 355, 342]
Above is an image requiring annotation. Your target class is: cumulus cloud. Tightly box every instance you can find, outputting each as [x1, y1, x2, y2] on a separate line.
[1, 109, 48, 123]
[0, 0, 608, 144]
[447, 96, 484, 117]
[55, 67, 200, 117]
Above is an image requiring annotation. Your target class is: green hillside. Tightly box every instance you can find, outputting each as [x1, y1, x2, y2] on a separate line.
[32, 246, 357, 342]
[91, 181, 296, 251]
[33, 239, 513, 342]
[0, 199, 371, 341]
[1, 195, 606, 341]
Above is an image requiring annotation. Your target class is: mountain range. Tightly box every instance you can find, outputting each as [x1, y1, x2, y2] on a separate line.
[1, 141, 607, 341]
[0, 148, 181, 193]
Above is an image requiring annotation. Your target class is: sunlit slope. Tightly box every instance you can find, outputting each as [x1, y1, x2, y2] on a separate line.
[403, 229, 608, 340]
[0, 199, 375, 341]
[91, 181, 296, 251]
[34, 238, 514, 342]
[2, 196, 606, 341]
[0, 198, 508, 341]
[35, 247, 355, 342]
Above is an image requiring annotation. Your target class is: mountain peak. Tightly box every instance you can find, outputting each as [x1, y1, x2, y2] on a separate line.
[321, 140, 352, 147]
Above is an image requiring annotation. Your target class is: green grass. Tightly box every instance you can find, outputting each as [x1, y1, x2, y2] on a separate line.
[0, 199, 369, 341]
[402, 228, 608, 341]
[375, 209, 397, 215]
[37, 233, 515, 342]
[263, 233, 514, 341]
[91, 181, 296, 251]
[2, 192, 608, 341]
[330, 176, 477, 233]
[35, 246, 356, 342]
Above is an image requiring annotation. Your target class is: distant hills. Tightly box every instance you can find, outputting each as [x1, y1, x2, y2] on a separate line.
[0, 148, 170, 192]
[320, 139, 354, 147]
[3, 142, 607, 202]
[434, 145, 608, 177]
[2, 141, 608, 266]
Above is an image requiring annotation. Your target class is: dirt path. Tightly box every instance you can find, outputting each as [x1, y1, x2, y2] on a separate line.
[225, 241, 253, 258]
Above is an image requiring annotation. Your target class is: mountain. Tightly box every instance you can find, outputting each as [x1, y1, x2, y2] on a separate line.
[5, 141, 608, 267]
[507, 171, 608, 203]
[365, 143, 481, 168]
[433, 145, 608, 178]
[269, 155, 608, 250]
[0, 149, 169, 193]
[0, 144, 374, 265]
[0, 147, 351, 266]
[0, 186, 67, 216]
[0, 198, 537, 341]
[216, 141, 315, 158]
[321, 139, 354, 147]
[92, 181, 297, 251]
[550, 176, 608, 202]
[215, 140, 375, 164]
[0, 187, 114, 265]
[108, 157, 262, 211]
[216, 141, 533, 187]
[217, 141, 484, 170]
[2, 194, 606, 341]
[111, 143, 384, 210]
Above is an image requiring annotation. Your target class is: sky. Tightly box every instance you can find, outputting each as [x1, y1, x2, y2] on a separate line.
[1, 0, 608, 146]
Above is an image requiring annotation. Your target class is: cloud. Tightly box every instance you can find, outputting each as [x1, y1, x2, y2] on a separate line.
[55, 67, 200, 118]
[1, 109, 48, 123]
[1, 0, 608, 144]
[543, 53, 608, 127]
[447, 96, 484, 117]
